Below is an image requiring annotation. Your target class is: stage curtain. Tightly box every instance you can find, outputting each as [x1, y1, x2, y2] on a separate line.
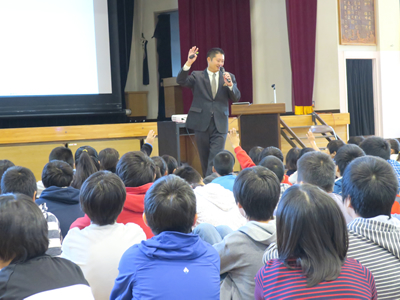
[286, 0, 317, 115]
[178, 0, 253, 114]
[346, 59, 375, 136]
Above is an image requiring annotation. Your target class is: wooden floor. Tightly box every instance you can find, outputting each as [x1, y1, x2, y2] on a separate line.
[0, 113, 349, 180]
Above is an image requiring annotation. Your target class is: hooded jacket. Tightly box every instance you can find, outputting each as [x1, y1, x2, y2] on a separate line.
[110, 231, 220, 300]
[69, 183, 154, 239]
[214, 220, 277, 300]
[194, 183, 247, 230]
[36, 186, 83, 238]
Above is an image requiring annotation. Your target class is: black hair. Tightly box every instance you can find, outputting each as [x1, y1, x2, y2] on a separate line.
[174, 166, 203, 188]
[360, 136, 391, 160]
[326, 140, 345, 155]
[299, 147, 315, 159]
[259, 146, 284, 162]
[259, 156, 285, 182]
[0, 160, 15, 194]
[1, 166, 37, 199]
[161, 155, 178, 175]
[276, 184, 348, 287]
[152, 156, 168, 179]
[387, 139, 400, 155]
[213, 150, 235, 176]
[42, 160, 74, 188]
[70, 152, 99, 190]
[342, 156, 398, 218]
[207, 47, 225, 59]
[297, 151, 335, 192]
[233, 166, 280, 221]
[0, 193, 48, 263]
[334, 144, 365, 176]
[99, 148, 120, 173]
[75, 146, 99, 169]
[144, 175, 196, 235]
[80, 171, 126, 225]
[49, 147, 74, 168]
[285, 147, 301, 171]
[248, 146, 264, 165]
[117, 151, 156, 187]
[347, 136, 365, 146]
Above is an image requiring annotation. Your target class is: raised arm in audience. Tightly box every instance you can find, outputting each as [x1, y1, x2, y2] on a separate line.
[228, 128, 256, 169]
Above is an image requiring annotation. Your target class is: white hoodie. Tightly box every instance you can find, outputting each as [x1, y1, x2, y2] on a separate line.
[194, 183, 247, 230]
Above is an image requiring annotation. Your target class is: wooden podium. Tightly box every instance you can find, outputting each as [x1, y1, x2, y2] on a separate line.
[231, 103, 286, 153]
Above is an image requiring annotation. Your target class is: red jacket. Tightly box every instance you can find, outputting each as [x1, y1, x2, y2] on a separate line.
[70, 183, 154, 239]
[234, 146, 291, 185]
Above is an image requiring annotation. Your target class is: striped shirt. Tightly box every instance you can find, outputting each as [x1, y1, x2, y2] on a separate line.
[347, 217, 400, 300]
[39, 203, 62, 256]
[255, 258, 377, 300]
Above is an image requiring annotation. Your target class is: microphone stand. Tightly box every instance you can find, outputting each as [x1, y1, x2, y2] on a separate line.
[271, 84, 276, 103]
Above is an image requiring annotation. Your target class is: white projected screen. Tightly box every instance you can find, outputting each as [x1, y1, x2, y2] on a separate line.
[0, 0, 112, 96]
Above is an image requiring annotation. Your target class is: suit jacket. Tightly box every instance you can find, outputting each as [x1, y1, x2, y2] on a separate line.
[177, 68, 241, 133]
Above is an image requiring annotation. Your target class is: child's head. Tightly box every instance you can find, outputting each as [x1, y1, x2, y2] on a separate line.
[334, 144, 365, 176]
[326, 140, 345, 158]
[80, 171, 126, 225]
[233, 166, 280, 221]
[360, 136, 391, 160]
[248, 146, 263, 165]
[75, 146, 99, 169]
[259, 156, 285, 183]
[174, 166, 203, 188]
[285, 147, 301, 172]
[387, 139, 400, 155]
[212, 150, 235, 176]
[161, 155, 178, 174]
[49, 146, 74, 168]
[117, 151, 156, 187]
[144, 175, 196, 235]
[42, 160, 74, 188]
[0, 160, 15, 194]
[259, 146, 284, 162]
[1, 166, 37, 199]
[99, 148, 120, 173]
[152, 156, 168, 179]
[347, 136, 365, 146]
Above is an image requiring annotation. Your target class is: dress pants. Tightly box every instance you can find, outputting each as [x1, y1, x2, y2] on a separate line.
[194, 116, 227, 177]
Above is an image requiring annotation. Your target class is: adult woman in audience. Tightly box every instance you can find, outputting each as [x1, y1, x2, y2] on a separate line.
[0, 193, 94, 299]
[285, 147, 300, 177]
[255, 184, 377, 300]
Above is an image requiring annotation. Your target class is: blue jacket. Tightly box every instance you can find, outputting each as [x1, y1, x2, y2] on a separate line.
[110, 231, 220, 300]
[36, 186, 83, 238]
[211, 174, 236, 192]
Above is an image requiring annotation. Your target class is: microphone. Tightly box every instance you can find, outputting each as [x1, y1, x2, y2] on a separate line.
[220, 67, 231, 83]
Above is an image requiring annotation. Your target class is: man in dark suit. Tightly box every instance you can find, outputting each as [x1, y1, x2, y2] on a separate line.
[177, 47, 241, 176]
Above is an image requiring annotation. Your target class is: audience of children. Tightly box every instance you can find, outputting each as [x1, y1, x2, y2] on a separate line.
[110, 175, 220, 299]
[36, 160, 83, 238]
[62, 171, 146, 300]
[2, 129, 400, 299]
[0, 193, 94, 299]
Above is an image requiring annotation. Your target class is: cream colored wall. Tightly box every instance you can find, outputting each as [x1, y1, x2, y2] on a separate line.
[126, 0, 178, 119]
[250, 0, 292, 111]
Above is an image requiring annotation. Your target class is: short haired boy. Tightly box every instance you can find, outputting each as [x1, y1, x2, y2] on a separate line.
[360, 136, 400, 189]
[37, 146, 74, 197]
[211, 150, 236, 191]
[71, 151, 156, 238]
[1, 166, 62, 256]
[387, 138, 400, 161]
[36, 160, 84, 238]
[297, 151, 353, 223]
[194, 166, 280, 300]
[332, 144, 365, 195]
[110, 175, 220, 300]
[342, 156, 400, 298]
[62, 171, 146, 300]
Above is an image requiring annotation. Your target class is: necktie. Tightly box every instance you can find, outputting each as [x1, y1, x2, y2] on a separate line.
[211, 73, 217, 98]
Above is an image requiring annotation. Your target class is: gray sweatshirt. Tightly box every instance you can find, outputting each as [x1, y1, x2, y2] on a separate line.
[213, 220, 276, 300]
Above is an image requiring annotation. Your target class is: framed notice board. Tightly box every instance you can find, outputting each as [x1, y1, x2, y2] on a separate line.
[338, 0, 376, 45]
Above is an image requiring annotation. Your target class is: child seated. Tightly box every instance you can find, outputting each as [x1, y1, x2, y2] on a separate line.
[211, 150, 236, 191]
[110, 175, 220, 300]
[62, 171, 146, 300]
